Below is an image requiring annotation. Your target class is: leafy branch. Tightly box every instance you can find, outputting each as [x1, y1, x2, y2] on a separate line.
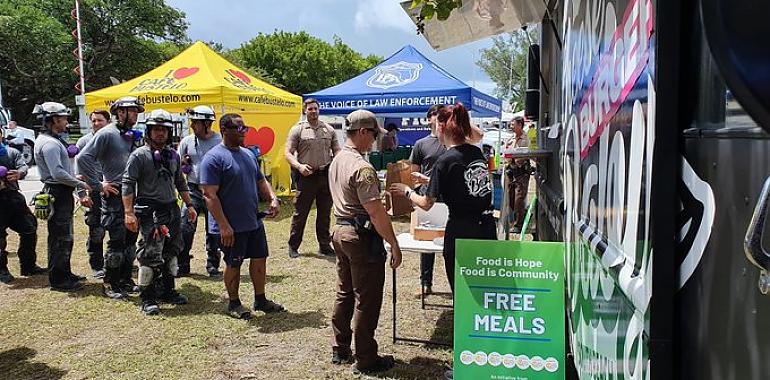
[409, 0, 463, 34]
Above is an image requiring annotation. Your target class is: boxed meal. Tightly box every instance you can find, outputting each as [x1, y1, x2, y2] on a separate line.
[410, 202, 448, 241]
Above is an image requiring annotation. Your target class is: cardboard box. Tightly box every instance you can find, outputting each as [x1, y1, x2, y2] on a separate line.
[384, 160, 414, 216]
[410, 202, 448, 241]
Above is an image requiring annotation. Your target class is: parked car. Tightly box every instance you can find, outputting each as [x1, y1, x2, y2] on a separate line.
[1, 108, 37, 166]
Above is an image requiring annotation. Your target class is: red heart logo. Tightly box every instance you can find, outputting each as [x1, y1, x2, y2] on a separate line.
[173, 67, 199, 79]
[228, 69, 251, 84]
[244, 126, 275, 155]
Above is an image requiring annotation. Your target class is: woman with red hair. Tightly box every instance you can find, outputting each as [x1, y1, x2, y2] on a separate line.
[391, 103, 496, 292]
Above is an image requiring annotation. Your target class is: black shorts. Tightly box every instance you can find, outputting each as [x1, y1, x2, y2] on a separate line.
[221, 226, 268, 267]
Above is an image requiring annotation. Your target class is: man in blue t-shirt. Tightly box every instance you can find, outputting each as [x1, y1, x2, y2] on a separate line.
[200, 113, 284, 320]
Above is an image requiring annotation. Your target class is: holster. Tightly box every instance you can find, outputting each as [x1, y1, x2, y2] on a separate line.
[506, 161, 534, 179]
[347, 215, 385, 259]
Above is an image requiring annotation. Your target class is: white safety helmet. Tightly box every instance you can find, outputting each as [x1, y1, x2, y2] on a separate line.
[145, 109, 174, 128]
[32, 102, 71, 120]
[110, 96, 145, 115]
[144, 109, 174, 145]
[187, 105, 216, 121]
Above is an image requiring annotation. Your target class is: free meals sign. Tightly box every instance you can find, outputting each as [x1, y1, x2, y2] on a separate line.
[454, 240, 565, 380]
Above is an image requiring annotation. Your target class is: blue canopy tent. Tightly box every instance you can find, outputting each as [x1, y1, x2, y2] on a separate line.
[305, 45, 502, 119]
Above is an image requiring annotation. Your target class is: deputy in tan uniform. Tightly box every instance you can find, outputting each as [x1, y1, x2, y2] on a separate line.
[285, 97, 341, 258]
[328, 109, 402, 375]
[504, 116, 532, 232]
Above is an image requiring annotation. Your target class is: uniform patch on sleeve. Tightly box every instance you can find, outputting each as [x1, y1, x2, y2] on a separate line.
[358, 167, 377, 185]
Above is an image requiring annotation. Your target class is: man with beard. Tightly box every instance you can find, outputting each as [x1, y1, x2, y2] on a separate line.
[77, 96, 143, 299]
[32, 102, 92, 291]
[122, 109, 196, 315]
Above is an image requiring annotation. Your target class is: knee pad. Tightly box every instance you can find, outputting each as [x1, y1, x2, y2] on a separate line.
[138, 266, 154, 287]
[167, 256, 179, 277]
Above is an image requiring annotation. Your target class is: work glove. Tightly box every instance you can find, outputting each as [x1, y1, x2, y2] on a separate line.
[33, 193, 55, 220]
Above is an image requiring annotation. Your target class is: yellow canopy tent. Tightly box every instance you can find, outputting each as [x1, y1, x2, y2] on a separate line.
[85, 41, 302, 195]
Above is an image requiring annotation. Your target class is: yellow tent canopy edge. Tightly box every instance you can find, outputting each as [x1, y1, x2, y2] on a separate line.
[84, 41, 302, 196]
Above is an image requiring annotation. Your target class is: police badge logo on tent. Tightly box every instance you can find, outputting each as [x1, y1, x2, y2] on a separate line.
[366, 61, 423, 89]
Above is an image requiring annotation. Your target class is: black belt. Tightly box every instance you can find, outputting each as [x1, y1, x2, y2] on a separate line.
[44, 183, 74, 191]
[336, 217, 356, 226]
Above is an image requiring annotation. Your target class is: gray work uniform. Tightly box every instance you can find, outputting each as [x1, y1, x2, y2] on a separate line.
[122, 145, 189, 300]
[34, 132, 88, 287]
[76, 132, 104, 272]
[285, 120, 340, 251]
[328, 145, 387, 368]
[177, 132, 222, 274]
[76, 123, 138, 287]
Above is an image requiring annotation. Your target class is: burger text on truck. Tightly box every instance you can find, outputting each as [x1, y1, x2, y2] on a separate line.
[0, 106, 36, 166]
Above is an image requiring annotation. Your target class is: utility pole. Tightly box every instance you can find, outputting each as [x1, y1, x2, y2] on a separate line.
[72, 0, 89, 132]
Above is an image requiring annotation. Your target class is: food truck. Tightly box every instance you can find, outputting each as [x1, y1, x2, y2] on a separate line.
[407, 0, 770, 378]
[532, 0, 770, 378]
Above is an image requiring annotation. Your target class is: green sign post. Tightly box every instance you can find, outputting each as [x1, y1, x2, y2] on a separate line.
[454, 240, 565, 380]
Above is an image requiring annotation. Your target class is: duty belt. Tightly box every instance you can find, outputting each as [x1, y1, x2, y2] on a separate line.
[336, 215, 374, 232]
[335, 217, 356, 226]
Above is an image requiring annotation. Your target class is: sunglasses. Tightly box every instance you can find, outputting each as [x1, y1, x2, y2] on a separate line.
[223, 124, 250, 133]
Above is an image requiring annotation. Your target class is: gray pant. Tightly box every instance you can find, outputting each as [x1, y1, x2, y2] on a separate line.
[136, 203, 182, 301]
[101, 191, 137, 286]
[84, 191, 105, 271]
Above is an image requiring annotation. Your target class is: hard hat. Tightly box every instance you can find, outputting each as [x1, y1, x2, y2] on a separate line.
[145, 109, 174, 128]
[32, 102, 71, 120]
[110, 96, 145, 114]
[187, 105, 216, 121]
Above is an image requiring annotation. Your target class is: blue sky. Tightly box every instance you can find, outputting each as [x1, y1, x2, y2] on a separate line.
[165, 0, 497, 95]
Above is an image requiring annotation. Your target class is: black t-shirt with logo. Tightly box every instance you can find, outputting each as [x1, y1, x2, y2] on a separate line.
[426, 144, 492, 219]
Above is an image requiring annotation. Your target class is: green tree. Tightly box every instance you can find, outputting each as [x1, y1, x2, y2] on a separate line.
[234, 31, 381, 95]
[476, 29, 537, 110]
[0, 0, 188, 125]
[0, 3, 73, 124]
[408, 0, 463, 33]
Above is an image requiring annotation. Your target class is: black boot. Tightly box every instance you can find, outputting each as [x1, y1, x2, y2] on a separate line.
[0, 251, 14, 284]
[118, 261, 139, 294]
[102, 267, 127, 300]
[158, 268, 187, 305]
[18, 232, 44, 276]
[140, 286, 160, 316]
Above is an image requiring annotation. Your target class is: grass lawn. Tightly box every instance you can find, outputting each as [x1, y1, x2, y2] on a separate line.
[0, 200, 454, 380]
